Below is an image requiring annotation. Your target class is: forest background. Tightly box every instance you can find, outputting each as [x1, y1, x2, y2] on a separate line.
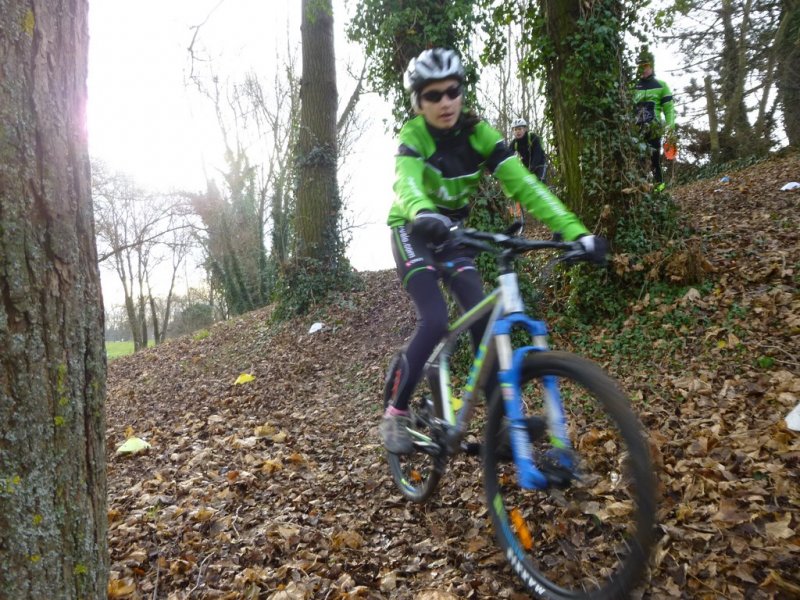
[91, 0, 797, 350]
[1, 0, 798, 596]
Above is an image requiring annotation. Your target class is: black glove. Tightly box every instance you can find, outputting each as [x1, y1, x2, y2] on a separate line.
[410, 210, 452, 244]
[576, 234, 608, 265]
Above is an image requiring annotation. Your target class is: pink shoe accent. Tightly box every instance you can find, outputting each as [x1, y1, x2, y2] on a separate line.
[385, 405, 410, 417]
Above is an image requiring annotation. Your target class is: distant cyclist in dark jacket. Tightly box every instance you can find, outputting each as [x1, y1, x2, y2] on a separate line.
[634, 48, 676, 189]
[510, 118, 548, 182]
[380, 48, 608, 453]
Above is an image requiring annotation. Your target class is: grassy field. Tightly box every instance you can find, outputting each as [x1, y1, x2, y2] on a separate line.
[106, 340, 154, 360]
[106, 341, 135, 360]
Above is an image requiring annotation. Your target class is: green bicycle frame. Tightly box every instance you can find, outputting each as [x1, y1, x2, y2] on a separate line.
[426, 272, 543, 453]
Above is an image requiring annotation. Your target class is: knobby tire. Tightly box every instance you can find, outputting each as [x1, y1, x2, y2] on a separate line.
[384, 357, 445, 503]
[483, 351, 656, 600]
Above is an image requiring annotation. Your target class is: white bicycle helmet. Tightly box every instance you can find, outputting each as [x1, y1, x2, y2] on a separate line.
[404, 48, 465, 107]
[511, 118, 527, 128]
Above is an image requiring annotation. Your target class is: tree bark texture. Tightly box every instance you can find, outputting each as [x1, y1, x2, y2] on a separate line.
[777, 0, 800, 146]
[0, 1, 108, 597]
[704, 75, 721, 159]
[719, 0, 755, 156]
[540, 0, 584, 210]
[296, 0, 341, 264]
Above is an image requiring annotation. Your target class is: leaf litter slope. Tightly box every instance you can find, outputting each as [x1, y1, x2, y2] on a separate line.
[106, 152, 800, 599]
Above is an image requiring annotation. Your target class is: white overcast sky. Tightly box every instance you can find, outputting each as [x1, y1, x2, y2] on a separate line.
[87, 0, 397, 291]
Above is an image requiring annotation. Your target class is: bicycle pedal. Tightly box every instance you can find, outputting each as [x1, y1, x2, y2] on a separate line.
[526, 416, 547, 442]
[541, 466, 574, 489]
[462, 441, 482, 456]
[538, 454, 578, 489]
[411, 439, 442, 455]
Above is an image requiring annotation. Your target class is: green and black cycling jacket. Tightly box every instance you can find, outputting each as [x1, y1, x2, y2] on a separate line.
[634, 74, 675, 131]
[387, 114, 589, 242]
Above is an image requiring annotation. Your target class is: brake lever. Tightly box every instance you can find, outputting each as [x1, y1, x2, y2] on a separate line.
[560, 247, 587, 266]
[449, 229, 496, 254]
[504, 220, 524, 237]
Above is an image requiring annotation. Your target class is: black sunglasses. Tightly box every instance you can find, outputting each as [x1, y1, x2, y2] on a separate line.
[420, 84, 462, 104]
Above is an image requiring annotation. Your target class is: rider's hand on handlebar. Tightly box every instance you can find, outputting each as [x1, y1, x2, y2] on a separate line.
[411, 210, 452, 244]
[576, 234, 609, 266]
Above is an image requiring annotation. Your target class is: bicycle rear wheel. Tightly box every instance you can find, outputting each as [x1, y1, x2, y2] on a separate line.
[384, 359, 445, 503]
[484, 352, 656, 599]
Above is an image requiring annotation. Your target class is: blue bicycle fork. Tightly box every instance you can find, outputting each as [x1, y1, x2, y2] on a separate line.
[494, 313, 574, 490]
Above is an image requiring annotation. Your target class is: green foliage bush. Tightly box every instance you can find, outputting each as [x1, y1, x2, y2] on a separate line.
[555, 279, 715, 365]
[173, 302, 216, 337]
[273, 256, 359, 320]
[348, 0, 481, 124]
[192, 329, 210, 341]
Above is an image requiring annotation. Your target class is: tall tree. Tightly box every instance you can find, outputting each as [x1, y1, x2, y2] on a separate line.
[93, 165, 182, 349]
[349, 0, 479, 123]
[539, 1, 585, 208]
[0, 0, 108, 596]
[520, 0, 644, 232]
[667, 0, 784, 160]
[295, 0, 343, 265]
[185, 7, 365, 318]
[276, 0, 353, 316]
[776, 0, 800, 146]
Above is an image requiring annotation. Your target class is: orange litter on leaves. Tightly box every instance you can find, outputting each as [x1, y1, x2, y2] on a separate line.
[663, 141, 677, 160]
[510, 508, 534, 551]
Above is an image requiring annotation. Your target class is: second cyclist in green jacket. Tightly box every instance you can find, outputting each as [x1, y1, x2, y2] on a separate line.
[634, 48, 675, 187]
[380, 48, 607, 454]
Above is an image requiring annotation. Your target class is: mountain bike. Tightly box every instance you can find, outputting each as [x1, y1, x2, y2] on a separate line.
[383, 225, 656, 599]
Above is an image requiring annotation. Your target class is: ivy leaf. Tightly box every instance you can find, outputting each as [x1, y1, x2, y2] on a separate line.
[756, 356, 775, 369]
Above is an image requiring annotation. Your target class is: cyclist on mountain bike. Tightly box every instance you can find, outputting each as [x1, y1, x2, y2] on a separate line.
[634, 47, 676, 190]
[380, 47, 608, 454]
[510, 118, 548, 182]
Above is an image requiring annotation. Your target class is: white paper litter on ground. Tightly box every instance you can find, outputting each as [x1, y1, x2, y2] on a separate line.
[308, 322, 324, 334]
[115, 436, 151, 455]
[786, 403, 800, 431]
[780, 181, 800, 191]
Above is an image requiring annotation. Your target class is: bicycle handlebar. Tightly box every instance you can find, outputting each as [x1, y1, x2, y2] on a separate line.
[449, 227, 587, 264]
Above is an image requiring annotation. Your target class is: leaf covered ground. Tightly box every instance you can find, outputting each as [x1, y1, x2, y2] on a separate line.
[105, 152, 800, 599]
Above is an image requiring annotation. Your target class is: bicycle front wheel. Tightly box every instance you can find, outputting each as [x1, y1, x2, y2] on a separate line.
[484, 352, 656, 600]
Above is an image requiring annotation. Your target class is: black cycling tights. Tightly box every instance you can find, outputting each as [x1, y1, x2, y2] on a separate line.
[391, 268, 491, 412]
[648, 137, 663, 183]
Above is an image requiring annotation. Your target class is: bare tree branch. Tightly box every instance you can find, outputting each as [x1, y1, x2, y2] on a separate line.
[187, 0, 227, 81]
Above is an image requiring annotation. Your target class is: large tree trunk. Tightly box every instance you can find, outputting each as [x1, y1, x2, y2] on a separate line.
[295, 0, 341, 264]
[753, 45, 777, 143]
[704, 75, 722, 161]
[271, 186, 292, 264]
[777, 0, 800, 146]
[0, 1, 108, 597]
[719, 0, 755, 158]
[541, 0, 584, 210]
